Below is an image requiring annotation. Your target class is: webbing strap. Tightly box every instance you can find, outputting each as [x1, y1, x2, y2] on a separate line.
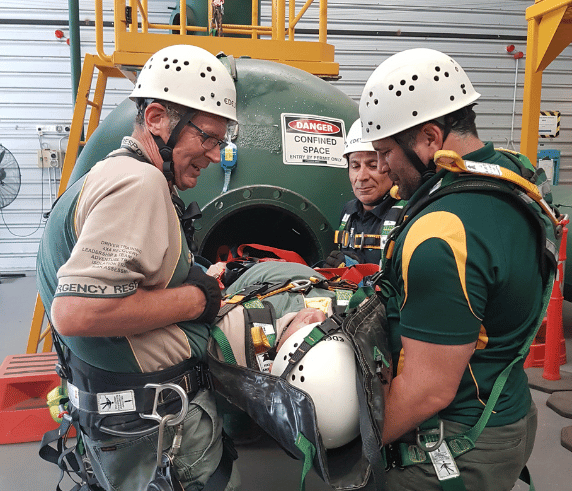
[439, 477, 467, 491]
[215, 280, 288, 322]
[463, 269, 554, 446]
[278, 314, 343, 380]
[210, 326, 238, 365]
[39, 414, 103, 491]
[356, 368, 386, 490]
[347, 286, 375, 311]
[434, 150, 559, 226]
[334, 230, 383, 250]
[519, 465, 535, 491]
[294, 433, 316, 491]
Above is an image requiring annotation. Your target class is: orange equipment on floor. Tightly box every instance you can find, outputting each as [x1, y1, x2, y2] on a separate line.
[524, 217, 569, 380]
[0, 352, 62, 444]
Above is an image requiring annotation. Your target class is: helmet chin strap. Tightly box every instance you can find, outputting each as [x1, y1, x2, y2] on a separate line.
[392, 135, 436, 184]
[151, 109, 196, 183]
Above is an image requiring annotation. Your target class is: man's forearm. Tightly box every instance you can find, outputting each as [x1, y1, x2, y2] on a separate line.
[52, 284, 207, 337]
[383, 374, 452, 444]
[382, 337, 476, 445]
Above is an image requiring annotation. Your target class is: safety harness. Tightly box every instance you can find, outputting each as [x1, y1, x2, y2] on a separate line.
[334, 198, 406, 254]
[378, 149, 564, 491]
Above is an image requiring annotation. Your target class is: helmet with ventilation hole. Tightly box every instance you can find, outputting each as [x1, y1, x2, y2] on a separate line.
[359, 48, 480, 142]
[270, 322, 360, 449]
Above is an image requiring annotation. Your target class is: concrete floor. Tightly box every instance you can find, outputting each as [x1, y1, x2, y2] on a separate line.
[1, 273, 571, 490]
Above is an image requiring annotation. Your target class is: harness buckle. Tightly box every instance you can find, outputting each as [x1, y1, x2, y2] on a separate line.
[383, 443, 404, 470]
[55, 362, 70, 381]
[356, 232, 365, 250]
[416, 419, 444, 452]
[139, 383, 189, 426]
[196, 363, 212, 391]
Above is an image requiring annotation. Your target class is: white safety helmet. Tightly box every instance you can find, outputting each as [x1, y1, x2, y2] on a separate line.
[130, 44, 237, 123]
[270, 323, 360, 449]
[359, 48, 480, 142]
[343, 119, 375, 161]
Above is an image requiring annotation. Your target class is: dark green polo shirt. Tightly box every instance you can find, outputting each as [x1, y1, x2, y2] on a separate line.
[387, 142, 543, 427]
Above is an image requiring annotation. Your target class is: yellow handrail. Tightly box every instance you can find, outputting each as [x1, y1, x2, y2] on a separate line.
[95, 0, 330, 60]
[95, 0, 112, 62]
[290, 0, 315, 30]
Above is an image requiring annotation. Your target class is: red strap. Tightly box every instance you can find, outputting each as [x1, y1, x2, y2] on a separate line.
[315, 263, 379, 284]
[236, 244, 307, 265]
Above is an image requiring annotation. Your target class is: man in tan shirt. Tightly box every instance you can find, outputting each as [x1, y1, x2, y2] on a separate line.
[37, 44, 240, 491]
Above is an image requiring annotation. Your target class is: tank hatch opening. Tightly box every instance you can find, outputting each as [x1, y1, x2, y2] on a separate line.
[199, 205, 324, 266]
[194, 185, 334, 267]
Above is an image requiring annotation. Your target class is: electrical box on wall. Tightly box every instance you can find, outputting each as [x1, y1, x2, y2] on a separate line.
[537, 148, 560, 185]
[37, 149, 64, 168]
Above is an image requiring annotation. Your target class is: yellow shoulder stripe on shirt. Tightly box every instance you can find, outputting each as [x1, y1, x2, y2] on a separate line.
[401, 211, 480, 321]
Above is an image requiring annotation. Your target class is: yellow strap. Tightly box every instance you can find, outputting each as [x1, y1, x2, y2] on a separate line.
[257, 283, 295, 300]
[251, 326, 271, 352]
[434, 150, 560, 226]
[225, 294, 246, 304]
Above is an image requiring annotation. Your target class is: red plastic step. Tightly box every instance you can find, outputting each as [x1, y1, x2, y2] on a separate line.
[0, 352, 62, 444]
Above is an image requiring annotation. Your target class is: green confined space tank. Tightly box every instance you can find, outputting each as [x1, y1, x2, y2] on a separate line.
[68, 57, 358, 266]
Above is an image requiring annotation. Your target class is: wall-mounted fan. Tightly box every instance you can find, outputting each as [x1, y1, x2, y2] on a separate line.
[0, 144, 21, 209]
[0, 144, 25, 283]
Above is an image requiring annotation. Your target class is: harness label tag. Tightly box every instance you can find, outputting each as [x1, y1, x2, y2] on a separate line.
[254, 322, 275, 337]
[67, 382, 80, 408]
[256, 352, 273, 373]
[97, 390, 136, 414]
[334, 290, 353, 307]
[428, 442, 461, 481]
[464, 161, 502, 177]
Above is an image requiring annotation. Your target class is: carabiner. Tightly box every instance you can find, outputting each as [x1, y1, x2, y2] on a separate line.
[290, 279, 313, 292]
[416, 419, 444, 452]
[140, 383, 189, 427]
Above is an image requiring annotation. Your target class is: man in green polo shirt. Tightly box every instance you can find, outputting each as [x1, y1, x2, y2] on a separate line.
[359, 48, 557, 490]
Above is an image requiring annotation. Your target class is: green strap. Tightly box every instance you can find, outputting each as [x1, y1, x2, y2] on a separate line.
[519, 465, 535, 491]
[295, 432, 316, 491]
[210, 326, 238, 365]
[463, 269, 554, 446]
[439, 477, 467, 491]
[347, 286, 375, 311]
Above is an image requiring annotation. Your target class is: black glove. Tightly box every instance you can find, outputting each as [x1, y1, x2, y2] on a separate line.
[185, 266, 222, 324]
[325, 250, 346, 268]
[324, 250, 362, 268]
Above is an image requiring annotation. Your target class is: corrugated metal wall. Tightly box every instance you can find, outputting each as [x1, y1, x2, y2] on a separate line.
[2, 0, 572, 272]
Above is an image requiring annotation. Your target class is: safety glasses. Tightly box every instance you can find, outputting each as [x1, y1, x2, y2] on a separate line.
[186, 120, 228, 150]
